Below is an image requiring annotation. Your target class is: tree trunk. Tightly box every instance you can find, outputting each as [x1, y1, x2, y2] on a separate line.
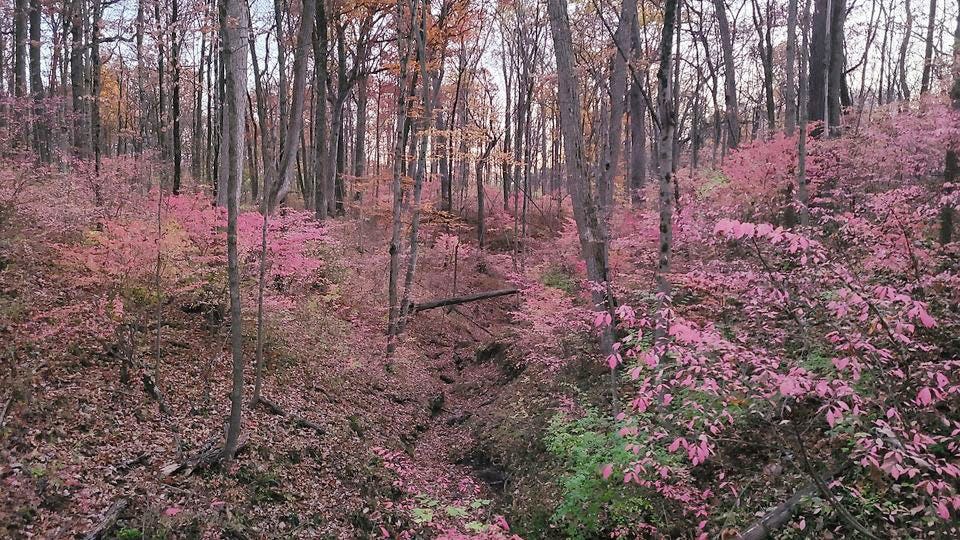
[547, 0, 618, 415]
[898, 0, 913, 101]
[219, 0, 248, 461]
[29, 0, 45, 159]
[14, 0, 26, 98]
[940, 8, 960, 244]
[785, 0, 799, 135]
[267, 0, 317, 210]
[629, 10, 647, 206]
[920, 0, 937, 94]
[386, 0, 417, 361]
[597, 0, 633, 217]
[714, 0, 740, 148]
[655, 0, 679, 345]
[312, 0, 329, 217]
[171, 0, 183, 193]
[797, 0, 811, 226]
[216, 0, 247, 208]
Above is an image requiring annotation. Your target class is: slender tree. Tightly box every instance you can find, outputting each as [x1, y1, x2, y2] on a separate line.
[713, 0, 740, 148]
[219, 0, 248, 460]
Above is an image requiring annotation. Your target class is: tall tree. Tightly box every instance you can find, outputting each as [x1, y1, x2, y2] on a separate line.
[546, 0, 618, 414]
[809, 0, 846, 135]
[216, 0, 248, 207]
[219, 0, 248, 460]
[785, 0, 799, 135]
[713, 0, 740, 148]
[941, 8, 960, 244]
[655, 0, 678, 340]
[920, 0, 937, 94]
[29, 0, 45, 158]
[628, 3, 648, 206]
[14, 0, 26, 98]
[171, 0, 184, 193]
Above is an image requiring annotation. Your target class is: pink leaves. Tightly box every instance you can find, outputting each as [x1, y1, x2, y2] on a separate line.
[907, 301, 937, 328]
[779, 376, 802, 397]
[163, 506, 181, 517]
[668, 437, 685, 453]
[601, 464, 614, 480]
[606, 353, 622, 370]
[592, 310, 612, 329]
[916, 387, 933, 406]
[936, 501, 950, 520]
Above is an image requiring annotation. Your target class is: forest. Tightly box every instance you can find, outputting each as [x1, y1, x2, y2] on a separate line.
[0, 0, 958, 537]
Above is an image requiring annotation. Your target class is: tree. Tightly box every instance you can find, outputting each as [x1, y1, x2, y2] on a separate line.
[219, 0, 248, 460]
[655, 0, 678, 339]
[920, 0, 937, 94]
[546, 0, 618, 413]
[941, 9, 960, 244]
[714, 0, 740, 148]
[785, 0, 799, 136]
[809, 0, 846, 135]
[216, 0, 248, 208]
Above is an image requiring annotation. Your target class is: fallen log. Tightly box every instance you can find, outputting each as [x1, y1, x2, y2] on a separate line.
[83, 497, 128, 540]
[160, 434, 248, 477]
[735, 481, 818, 540]
[410, 288, 519, 313]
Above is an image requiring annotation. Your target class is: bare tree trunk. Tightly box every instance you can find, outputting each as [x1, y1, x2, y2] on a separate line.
[136, 0, 146, 155]
[354, 74, 367, 181]
[941, 8, 960, 244]
[797, 0, 811, 226]
[920, 0, 937, 94]
[219, 0, 248, 461]
[752, 0, 776, 134]
[397, 0, 432, 334]
[785, 0, 799, 136]
[312, 0, 329, 217]
[655, 0, 679, 345]
[547, 0, 618, 415]
[714, 0, 740, 148]
[898, 0, 913, 101]
[597, 0, 633, 218]
[629, 8, 647, 206]
[14, 0, 26, 99]
[386, 0, 416, 362]
[216, 0, 247, 208]
[266, 0, 317, 209]
[171, 0, 183, 193]
[28, 0, 45, 159]
[69, 0, 87, 157]
[90, 0, 103, 174]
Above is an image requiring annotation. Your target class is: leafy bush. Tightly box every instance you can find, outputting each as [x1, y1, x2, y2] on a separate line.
[544, 409, 659, 539]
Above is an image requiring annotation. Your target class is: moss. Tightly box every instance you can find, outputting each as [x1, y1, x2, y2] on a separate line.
[541, 266, 577, 294]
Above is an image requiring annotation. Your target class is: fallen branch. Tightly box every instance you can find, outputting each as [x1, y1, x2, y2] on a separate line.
[160, 434, 248, 477]
[736, 481, 818, 540]
[0, 394, 12, 429]
[792, 426, 879, 539]
[410, 288, 519, 313]
[83, 497, 128, 540]
[253, 396, 326, 436]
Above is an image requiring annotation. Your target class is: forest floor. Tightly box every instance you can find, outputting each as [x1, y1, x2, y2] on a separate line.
[0, 198, 553, 538]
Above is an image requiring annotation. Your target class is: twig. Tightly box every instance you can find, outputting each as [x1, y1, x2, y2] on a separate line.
[83, 497, 129, 540]
[791, 424, 879, 539]
[0, 394, 12, 429]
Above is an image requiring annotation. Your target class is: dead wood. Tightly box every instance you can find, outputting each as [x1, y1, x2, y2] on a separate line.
[410, 288, 519, 313]
[253, 395, 326, 436]
[83, 497, 128, 540]
[161, 434, 248, 477]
